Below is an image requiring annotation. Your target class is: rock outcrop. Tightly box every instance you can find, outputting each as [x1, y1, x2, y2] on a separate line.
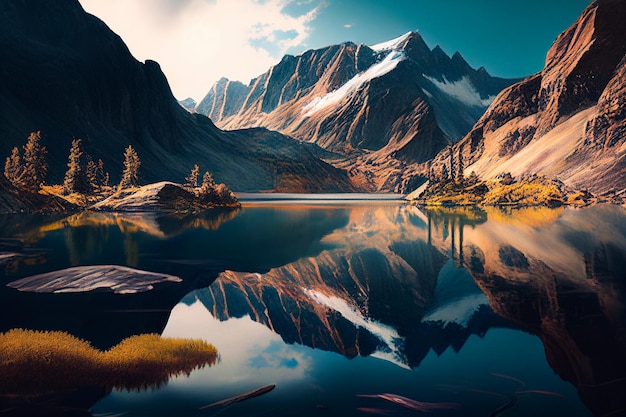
[430, 0, 626, 196]
[0, 0, 354, 192]
[196, 33, 517, 192]
[91, 181, 239, 212]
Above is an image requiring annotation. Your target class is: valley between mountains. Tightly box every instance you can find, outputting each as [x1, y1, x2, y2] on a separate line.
[0, 0, 625, 212]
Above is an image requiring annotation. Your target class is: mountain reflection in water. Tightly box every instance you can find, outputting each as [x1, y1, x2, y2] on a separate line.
[1, 203, 625, 416]
[169, 204, 626, 417]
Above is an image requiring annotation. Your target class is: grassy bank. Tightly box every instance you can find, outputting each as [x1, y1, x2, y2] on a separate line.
[0, 329, 217, 395]
[410, 173, 621, 208]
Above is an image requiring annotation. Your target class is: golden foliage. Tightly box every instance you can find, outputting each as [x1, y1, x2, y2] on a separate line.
[0, 329, 217, 395]
[415, 174, 597, 209]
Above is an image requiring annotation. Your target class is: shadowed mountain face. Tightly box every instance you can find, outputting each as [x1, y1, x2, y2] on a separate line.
[196, 33, 517, 192]
[0, 0, 354, 192]
[433, 0, 626, 195]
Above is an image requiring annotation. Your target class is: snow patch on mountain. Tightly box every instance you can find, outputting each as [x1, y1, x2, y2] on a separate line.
[423, 293, 489, 327]
[303, 51, 406, 117]
[304, 289, 407, 367]
[371, 31, 414, 52]
[424, 75, 495, 108]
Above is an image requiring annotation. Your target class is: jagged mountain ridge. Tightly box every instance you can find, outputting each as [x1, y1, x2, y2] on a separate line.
[196, 32, 517, 192]
[0, 0, 354, 192]
[433, 0, 626, 195]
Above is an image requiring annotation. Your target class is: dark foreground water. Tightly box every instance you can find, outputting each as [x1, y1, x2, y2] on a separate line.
[1, 202, 625, 417]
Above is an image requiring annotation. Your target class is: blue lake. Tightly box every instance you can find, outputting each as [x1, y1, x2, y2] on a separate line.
[1, 201, 625, 416]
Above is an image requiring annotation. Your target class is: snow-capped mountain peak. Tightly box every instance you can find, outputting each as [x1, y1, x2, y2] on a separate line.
[370, 31, 415, 52]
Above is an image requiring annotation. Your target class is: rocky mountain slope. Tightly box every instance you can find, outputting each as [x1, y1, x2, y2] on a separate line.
[0, 0, 354, 192]
[431, 0, 626, 196]
[196, 33, 516, 192]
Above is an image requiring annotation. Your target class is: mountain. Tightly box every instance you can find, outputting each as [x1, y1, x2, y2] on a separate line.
[178, 97, 197, 112]
[195, 33, 517, 192]
[0, 0, 354, 192]
[432, 0, 626, 196]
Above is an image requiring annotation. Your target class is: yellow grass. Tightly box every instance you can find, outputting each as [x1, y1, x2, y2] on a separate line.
[0, 329, 217, 395]
[40, 185, 115, 207]
[415, 174, 594, 208]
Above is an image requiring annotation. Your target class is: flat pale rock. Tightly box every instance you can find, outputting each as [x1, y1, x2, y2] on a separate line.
[7, 265, 182, 294]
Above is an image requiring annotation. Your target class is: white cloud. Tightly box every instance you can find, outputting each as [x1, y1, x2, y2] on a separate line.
[79, 0, 320, 101]
[344, 23, 352, 28]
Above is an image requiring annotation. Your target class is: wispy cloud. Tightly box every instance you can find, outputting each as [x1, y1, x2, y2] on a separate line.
[79, 0, 321, 100]
[344, 24, 352, 28]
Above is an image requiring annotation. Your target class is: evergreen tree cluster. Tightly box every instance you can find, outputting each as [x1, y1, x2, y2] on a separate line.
[62, 138, 110, 195]
[4, 131, 48, 192]
[184, 163, 215, 193]
[431, 145, 469, 185]
[3, 132, 145, 196]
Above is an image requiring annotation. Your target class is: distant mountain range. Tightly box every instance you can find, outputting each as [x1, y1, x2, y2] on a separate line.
[433, 0, 626, 195]
[0, 0, 353, 193]
[194, 32, 517, 192]
[0, 0, 624, 200]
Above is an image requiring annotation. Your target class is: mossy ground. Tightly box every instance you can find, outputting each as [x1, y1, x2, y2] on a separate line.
[412, 173, 616, 208]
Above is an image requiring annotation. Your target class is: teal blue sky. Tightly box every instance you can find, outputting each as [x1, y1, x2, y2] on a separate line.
[80, 0, 594, 100]
[285, 0, 593, 79]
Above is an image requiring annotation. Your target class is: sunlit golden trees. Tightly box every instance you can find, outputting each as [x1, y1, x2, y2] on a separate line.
[86, 158, 109, 192]
[4, 132, 48, 192]
[4, 147, 22, 186]
[201, 170, 215, 192]
[118, 145, 140, 190]
[184, 164, 200, 189]
[21, 131, 48, 192]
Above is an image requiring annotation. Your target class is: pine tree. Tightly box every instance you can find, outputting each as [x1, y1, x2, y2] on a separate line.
[467, 171, 479, 186]
[441, 163, 449, 182]
[86, 157, 98, 190]
[96, 159, 109, 190]
[201, 170, 215, 192]
[118, 145, 140, 190]
[185, 164, 200, 189]
[4, 147, 23, 186]
[448, 146, 455, 182]
[457, 150, 464, 183]
[21, 131, 48, 192]
[63, 139, 92, 194]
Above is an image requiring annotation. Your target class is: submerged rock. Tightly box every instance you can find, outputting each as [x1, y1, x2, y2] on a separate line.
[7, 265, 182, 294]
[90, 181, 239, 212]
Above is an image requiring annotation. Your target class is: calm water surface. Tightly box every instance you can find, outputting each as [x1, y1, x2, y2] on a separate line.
[1, 201, 625, 417]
